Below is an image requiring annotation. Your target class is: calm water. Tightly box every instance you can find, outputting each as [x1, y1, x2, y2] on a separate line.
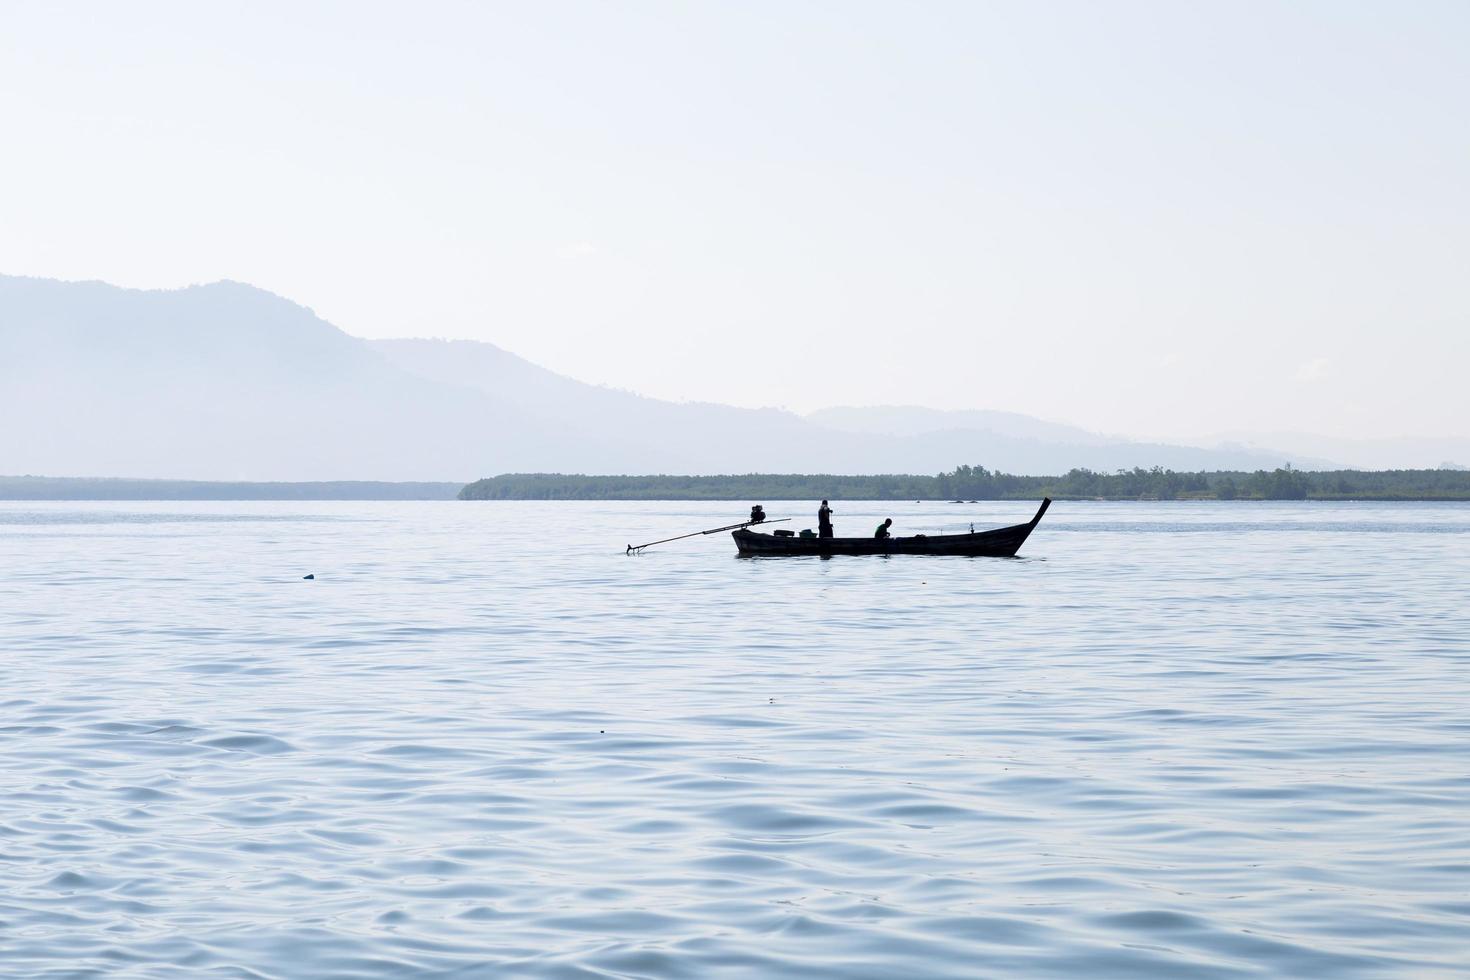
[2, 499, 1468, 978]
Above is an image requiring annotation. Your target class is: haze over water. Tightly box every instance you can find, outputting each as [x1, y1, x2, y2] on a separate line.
[2, 500, 1468, 978]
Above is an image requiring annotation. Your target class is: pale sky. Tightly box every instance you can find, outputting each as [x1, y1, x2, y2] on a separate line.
[3, 1, 1466, 441]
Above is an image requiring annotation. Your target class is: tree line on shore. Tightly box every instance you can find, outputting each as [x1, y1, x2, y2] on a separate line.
[460, 465, 1470, 501]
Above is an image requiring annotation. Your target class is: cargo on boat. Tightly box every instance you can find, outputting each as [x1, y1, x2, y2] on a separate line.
[732, 498, 1051, 557]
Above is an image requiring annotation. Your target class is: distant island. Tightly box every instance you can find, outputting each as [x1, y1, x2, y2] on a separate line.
[0, 476, 462, 501]
[6, 467, 1468, 502]
[461, 466, 1470, 501]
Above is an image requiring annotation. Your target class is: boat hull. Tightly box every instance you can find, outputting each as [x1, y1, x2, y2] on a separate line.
[733, 499, 1051, 557]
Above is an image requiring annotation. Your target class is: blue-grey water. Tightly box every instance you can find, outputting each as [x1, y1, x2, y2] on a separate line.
[2, 499, 1468, 978]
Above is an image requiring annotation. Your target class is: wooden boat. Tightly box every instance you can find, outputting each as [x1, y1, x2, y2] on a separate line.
[733, 498, 1051, 557]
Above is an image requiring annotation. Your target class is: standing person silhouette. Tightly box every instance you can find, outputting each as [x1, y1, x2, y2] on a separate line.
[818, 499, 834, 538]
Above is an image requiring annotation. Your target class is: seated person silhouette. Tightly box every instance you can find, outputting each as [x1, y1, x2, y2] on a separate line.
[874, 518, 893, 539]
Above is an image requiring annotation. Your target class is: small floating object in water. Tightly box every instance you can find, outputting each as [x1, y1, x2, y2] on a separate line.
[302, 573, 315, 580]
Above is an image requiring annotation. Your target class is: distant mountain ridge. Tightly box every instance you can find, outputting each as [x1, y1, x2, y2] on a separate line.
[367, 337, 1328, 474]
[0, 274, 1360, 479]
[1202, 431, 1470, 473]
[807, 406, 1113, 446]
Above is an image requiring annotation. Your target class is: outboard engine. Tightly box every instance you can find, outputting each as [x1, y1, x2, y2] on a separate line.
[749, 505, 766, 524]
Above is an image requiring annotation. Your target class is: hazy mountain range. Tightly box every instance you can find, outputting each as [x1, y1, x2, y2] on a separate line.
[3, 275, 1458, 481]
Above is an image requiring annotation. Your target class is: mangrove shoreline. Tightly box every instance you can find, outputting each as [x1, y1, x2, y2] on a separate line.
[461, 466, 1470, 502]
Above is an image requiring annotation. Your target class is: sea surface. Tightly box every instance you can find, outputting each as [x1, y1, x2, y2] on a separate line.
[2, 499, 1468, 979]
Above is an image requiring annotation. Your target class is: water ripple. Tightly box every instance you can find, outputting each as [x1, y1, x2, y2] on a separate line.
[0, 499, 1467, 977]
